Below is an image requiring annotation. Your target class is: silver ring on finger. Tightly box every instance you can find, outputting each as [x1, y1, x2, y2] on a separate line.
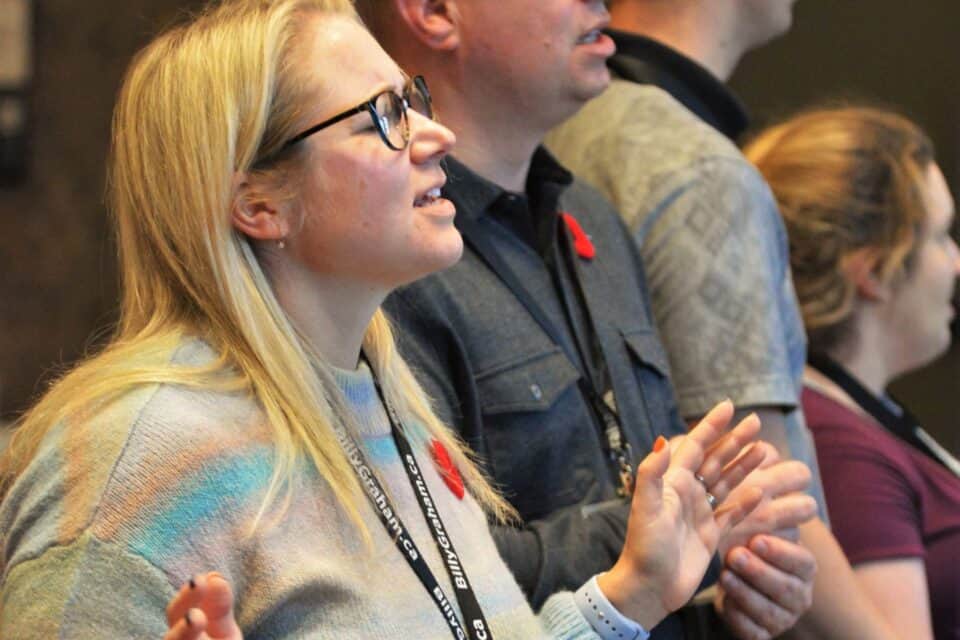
[695, 472, 708, 488]
[705, 491, 718, 511]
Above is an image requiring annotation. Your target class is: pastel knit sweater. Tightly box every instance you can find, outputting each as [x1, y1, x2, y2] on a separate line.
[0, 340, 599, 638]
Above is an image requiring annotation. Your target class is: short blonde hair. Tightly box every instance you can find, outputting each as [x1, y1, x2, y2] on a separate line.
[745, 106, 935, 352]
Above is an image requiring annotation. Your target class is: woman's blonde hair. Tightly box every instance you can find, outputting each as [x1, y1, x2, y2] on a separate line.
[0, 0, 512, 535]
[745, 106, 935, 353]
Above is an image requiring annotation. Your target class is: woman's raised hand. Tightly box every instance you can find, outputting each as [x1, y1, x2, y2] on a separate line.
[164, 572, 243, 640]
[598, 400, 766, 630]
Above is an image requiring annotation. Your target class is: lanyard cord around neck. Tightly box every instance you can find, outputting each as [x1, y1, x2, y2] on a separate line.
[553, 218, 635, 496]
[456, 211, 635, 497]
[808, 351, 960, 478]
[335, 356, 492, 640]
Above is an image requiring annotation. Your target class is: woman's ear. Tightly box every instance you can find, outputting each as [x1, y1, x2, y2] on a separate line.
[395, 0, 461, 51]
[230, 172, 290, 242]
[843, 248, 890, 302]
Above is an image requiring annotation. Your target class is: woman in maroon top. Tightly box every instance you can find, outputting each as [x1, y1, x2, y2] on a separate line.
[747, 107, 960, 640]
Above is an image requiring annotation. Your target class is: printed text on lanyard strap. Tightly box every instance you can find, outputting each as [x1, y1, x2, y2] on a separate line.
[333, 355, 493, 639]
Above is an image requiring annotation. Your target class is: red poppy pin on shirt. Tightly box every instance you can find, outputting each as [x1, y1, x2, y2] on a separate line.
[561, 212, 595, 260]
[431, 439, 465, 499]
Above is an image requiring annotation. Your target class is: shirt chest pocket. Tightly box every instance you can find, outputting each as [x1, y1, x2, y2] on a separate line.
[475, 348, 581, 413]
[473, 349, 598, 519]
[619, 329, 680, 441]
[622, 330, 671, 378]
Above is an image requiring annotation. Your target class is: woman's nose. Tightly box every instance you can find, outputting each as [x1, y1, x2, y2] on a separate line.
[408, 110, 456, 163]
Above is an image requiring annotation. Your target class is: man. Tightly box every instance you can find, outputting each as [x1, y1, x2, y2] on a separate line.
[546, 0, 898, 637]
[357, 1, 816, 637]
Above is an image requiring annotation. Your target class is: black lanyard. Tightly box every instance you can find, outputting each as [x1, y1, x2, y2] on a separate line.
[456, 212, 635, 497]
[554, 218, 635, 496]
[808, 352, 960, 477]
[335, 357, 493, 640]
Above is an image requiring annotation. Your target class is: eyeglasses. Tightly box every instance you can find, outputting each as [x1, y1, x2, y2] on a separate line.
[279, 75, 433, 153]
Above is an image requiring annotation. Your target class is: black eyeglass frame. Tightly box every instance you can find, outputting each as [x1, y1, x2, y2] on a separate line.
[278, 75, 432, 153]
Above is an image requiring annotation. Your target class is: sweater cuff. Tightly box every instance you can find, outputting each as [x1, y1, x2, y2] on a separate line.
[575, 574, 650, 640]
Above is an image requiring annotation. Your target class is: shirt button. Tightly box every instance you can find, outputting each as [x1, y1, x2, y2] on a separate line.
[529, 384, 543, 400]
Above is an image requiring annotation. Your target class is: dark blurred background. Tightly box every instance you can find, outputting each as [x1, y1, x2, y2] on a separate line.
[0, 1, 957, 452]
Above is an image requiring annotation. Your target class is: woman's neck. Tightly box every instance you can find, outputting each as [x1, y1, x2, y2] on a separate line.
[803, 365, 867, 417]
[268, 260, 385, 371]
[819, 311, 896, 397]
[829, 344, 890, 398]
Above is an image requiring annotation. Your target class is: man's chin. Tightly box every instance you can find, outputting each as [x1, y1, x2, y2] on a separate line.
[544, 75, 612, 131]
[573, 72, 612, 106]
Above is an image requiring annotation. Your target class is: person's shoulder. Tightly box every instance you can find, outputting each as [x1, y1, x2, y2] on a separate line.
[548, 81, 758, 233]
[1, 339, 268, 570]
[110, 339, 270, 493]
[137, 339, 263, 441]
[802, 387, 913, 465]
[803, 387, 873, 438]
[564, 174, 619, 213]
[561, 176, 633, 239]
[551, 80, 739, 161]
[613, 82, 738, 152]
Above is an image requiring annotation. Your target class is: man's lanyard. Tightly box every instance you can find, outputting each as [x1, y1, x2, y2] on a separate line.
[808, 352, 960, 478]
[553, 218, 635, 496]
[335, 357, 493, 640]
[456, 212, 635, 497]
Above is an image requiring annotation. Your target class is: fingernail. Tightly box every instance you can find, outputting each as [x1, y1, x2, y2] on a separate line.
[731, 549, 748, 570]
[720, 571, 736, 589]
[653, 436, 667, 453]
[752, 536, 768, 555]
[185, 610, 193, 627]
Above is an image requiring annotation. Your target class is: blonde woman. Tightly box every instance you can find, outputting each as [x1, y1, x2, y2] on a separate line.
[747, 107, 960, 640]
[0, 1, 766, 638]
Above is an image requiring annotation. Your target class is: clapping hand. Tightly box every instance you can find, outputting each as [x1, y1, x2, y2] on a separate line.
[714, 444, 818, 639]
[598, 400, 766, 630]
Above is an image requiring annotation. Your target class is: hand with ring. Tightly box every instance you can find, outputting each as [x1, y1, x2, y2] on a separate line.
[694, 473, 718, 510]
[596, 399, 768, 631]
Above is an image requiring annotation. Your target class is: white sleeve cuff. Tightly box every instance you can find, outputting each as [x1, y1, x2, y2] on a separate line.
[574, 574, 650, 640]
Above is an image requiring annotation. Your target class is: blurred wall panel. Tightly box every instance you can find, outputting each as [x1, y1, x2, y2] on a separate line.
[0, 2, 204, 420]
[732, 0, 960, 195]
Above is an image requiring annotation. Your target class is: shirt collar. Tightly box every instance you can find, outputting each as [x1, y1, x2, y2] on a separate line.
[605, 29, 750, 142]
[442, 147, 573, 219]
[441, 155, 503, 223]
[442, 148, 574, 257]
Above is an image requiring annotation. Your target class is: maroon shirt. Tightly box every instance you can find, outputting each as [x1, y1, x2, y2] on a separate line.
[803, 387, 960, 639]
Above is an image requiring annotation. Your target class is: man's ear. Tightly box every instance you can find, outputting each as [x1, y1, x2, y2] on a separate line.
[395, 0, 461, 51]
[842, 247, 890, 302]
[230, 172, 290, 242]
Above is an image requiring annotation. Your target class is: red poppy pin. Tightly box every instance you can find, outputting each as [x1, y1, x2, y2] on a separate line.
[430, 439, 465, 500]
[561, 212, 595, 260]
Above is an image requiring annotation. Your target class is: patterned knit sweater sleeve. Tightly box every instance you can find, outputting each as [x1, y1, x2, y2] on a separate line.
[0, 340, 600, 639]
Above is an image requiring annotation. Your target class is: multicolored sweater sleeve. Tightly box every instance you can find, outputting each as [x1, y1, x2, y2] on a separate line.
[0, 340, 600, 639]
